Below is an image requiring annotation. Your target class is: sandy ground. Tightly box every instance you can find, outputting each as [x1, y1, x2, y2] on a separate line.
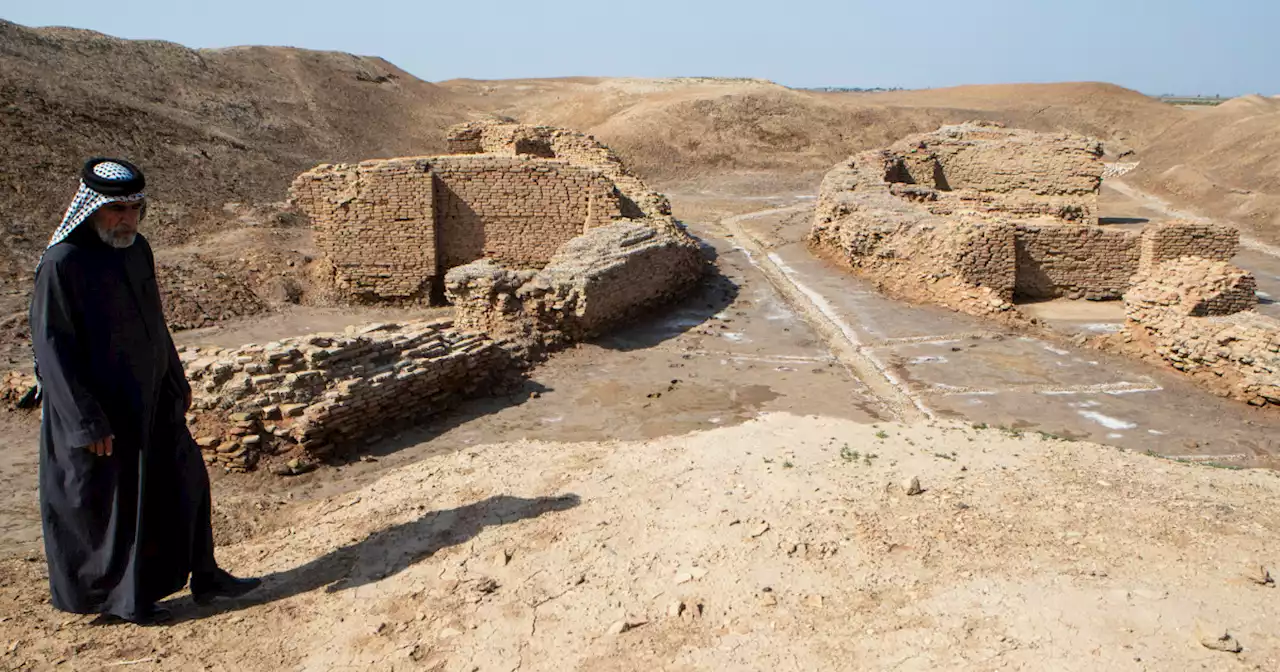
[2, 414, 1278, 671]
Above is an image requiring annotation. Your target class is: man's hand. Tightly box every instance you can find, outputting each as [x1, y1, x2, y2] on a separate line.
[86, 436, 113, 457]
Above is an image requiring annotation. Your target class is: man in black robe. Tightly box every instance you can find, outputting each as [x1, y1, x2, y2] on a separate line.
[30, 158, 259, 624]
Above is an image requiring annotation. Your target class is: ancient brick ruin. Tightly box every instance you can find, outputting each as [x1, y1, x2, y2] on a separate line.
[181, 122, 703, 470]
[1120, 259, 1278, 407]
[810, 121, 1277, 407]
[180, 320, 505, 472]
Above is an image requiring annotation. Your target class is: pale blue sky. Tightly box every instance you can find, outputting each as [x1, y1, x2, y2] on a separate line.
[5, 0, 1277, 95]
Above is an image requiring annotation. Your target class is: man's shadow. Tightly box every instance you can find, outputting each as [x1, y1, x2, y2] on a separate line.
[168, 493, 580, 621]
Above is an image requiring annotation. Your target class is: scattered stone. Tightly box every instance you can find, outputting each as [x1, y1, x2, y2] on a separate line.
[758, 594, 778, 607]
[750, 522, 770, 538]
[438, 627, 463, 640]
[1244, 564, 1274, 587]
[905, 476, 924, 496]
[494, 548, 512, 567]
[607, 619, 647, 635]
[281, 403, 308, 418]
[674, 572, 693, 585]
[195, 436, 219, 448]
[666, 600, 685, 618]
[215, 441, 240, 455]
[1197, 626, 1243, 653]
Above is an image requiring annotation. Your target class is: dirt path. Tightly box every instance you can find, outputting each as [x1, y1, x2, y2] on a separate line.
[718, 205, 929, 422]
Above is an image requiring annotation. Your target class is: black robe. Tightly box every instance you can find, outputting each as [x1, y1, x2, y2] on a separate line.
[30, 225, 216, 620]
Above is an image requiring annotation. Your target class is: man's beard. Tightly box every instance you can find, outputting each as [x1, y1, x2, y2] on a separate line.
[93, 222, 137, 249]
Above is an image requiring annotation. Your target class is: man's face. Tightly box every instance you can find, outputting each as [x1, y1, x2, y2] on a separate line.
[90, 200, 143, 249]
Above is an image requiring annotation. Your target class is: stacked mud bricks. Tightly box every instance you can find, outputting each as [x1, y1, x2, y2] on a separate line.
[290, 155, 623, 303]
[811, 121, 1240, 301]
[1125, 259, 1278, 407]
[811, 121, 1277, 407]
[181, 320, 503, 468]
[192, 122, 703, 470]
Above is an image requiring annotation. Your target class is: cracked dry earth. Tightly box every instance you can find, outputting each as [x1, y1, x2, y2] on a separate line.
[3, 414, 1279, 671]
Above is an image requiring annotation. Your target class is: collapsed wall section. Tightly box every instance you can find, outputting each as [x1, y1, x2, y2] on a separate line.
[1122, 259, 1277, 407]
[445, 220, 705, 354]
[181, 320, 506, 471]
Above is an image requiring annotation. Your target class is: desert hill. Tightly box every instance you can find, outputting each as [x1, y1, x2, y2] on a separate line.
[439, 78, 1186, 183]
[1129, 93, 1280, 243]
[0, 19, 473, 283]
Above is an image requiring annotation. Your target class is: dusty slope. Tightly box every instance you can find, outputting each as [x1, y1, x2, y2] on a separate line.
[0, 19, 473, 283]
[1128, 94, 1280, 243]
[1, 414, 1276, 670]
[440, 78, 1186, 183]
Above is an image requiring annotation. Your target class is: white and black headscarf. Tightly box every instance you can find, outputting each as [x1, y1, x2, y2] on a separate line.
[42, 157, 147, 257]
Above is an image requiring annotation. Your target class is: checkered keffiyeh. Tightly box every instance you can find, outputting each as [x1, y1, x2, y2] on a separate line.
[44, 161, 147, 251]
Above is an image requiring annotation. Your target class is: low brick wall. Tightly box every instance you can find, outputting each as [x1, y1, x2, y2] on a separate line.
[181, 319, 506, 470]
[1138, 221, 1239, 273]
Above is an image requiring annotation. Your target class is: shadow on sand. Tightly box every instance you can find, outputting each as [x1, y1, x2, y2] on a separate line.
[167, 493, 580, 621]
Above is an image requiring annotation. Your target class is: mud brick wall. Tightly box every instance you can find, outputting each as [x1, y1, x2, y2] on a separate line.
[430, 156, 622, 269]
[953, 221, 1017, 297]
[446, 121, 674, 220]
[291, 159, 438, 302]
[1124, 259, 1276, 407]
[1013, 223, 1142, 300]
[1139, 221, 1239, 272]
[180, 320, 503, 470]
[291, 155, 626, 302]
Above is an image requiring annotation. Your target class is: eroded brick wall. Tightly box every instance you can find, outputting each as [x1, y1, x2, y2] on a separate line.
[291, 159, 438, 302]
[430, 156, 622, 269]
[291, 155, 624, 302]
[182, 319, 505, 470]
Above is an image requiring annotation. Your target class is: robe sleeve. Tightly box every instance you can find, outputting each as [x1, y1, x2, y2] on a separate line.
[139, 237, 192, 409]
[30, 258, 112, 448]
[165, 331, 191, 410]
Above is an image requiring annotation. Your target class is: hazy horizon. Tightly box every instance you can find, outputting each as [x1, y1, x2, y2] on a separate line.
[4, 0, 1277, 97]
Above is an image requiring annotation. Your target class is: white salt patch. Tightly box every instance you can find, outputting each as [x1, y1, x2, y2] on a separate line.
[1107, 433, 1124, 439]
[541, 416, 564, 424]
[1081, 323, 1124, 333]
[1078, 410, 1138, 430]
[1148, 429, 1165, 435]
[722, 332, 746, 342]
[908, 355, 947, 364]
[1043, 345, 1070, 356]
